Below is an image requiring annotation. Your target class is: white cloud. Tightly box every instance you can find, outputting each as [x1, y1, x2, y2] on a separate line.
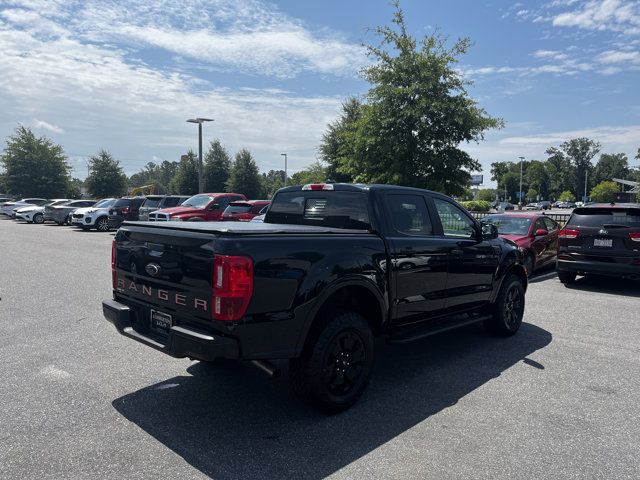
[0, 3, 349, 176]
[31, 120, 65, 134]
[551, 0, 640, 35]
[500, 125, 640, 147]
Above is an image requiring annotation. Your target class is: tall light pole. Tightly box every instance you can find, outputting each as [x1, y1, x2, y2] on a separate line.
[186, 118, 213, 193]
[584, 170, 588, 203]
[281, 153, 288, 187]
[518, 156, 525, 209]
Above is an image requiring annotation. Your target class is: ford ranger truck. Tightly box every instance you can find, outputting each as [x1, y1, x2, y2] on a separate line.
[103, 183, 527, 412]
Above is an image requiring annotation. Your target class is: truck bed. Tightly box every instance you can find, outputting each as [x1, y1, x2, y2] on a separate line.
[124, 220, 371, 235]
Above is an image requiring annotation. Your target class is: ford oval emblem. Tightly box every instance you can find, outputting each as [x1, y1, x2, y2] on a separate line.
[145, 263, 161, 277]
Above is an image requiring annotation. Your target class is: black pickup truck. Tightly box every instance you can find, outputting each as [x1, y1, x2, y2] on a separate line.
[104, 183, 527, 412]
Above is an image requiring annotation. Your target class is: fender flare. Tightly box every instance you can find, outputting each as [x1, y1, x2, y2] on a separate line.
[294, 275, 388, 355]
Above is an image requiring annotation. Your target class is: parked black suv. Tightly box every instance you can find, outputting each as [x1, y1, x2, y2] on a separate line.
[139, 195, 190, 221]
[108, 197, 146, 229]
[557, 203, 640, 283]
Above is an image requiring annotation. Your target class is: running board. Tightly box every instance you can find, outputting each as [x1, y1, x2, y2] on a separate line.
[387, 314, 491, 344]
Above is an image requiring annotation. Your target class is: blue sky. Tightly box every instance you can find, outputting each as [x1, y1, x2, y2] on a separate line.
[0, 0, 639, 186]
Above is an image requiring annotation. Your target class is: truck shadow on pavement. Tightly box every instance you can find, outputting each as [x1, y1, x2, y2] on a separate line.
[113, 322, 551, 480]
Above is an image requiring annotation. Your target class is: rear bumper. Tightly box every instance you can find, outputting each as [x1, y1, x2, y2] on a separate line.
[557, 259, 640, 278]
[103, 298, 240, 361]
[108, 215, 124, 229]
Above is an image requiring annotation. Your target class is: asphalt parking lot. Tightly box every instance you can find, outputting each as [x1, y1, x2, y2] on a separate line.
[1, 218, 639, 479]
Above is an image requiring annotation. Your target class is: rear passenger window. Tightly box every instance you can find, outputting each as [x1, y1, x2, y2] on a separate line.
[433, 198, 476, 239]
[385, 194, 433, 236]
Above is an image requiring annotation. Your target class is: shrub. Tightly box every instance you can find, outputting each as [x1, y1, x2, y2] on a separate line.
[460, 200, 492, 212]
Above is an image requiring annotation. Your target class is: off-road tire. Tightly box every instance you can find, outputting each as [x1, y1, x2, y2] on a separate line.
[485, 274, 525, 337]
[290, 309, 374, 413]
[558, 271, 577, 284]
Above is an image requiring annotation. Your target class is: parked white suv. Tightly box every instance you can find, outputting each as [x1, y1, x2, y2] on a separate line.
[71, 198, 117, 231]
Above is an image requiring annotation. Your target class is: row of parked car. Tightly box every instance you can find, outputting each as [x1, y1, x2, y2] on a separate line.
[0, 193, 271, 231]
[483, 204, 640, 282]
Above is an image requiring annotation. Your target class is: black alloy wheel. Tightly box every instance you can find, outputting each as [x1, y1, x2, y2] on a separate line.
[290, 309, 374, 413]
[322, 330, 367, 397]
[485, 274, 525, 336]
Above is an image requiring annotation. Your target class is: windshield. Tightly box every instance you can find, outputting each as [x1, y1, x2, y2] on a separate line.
[485, 216, 531, 235]
[113, 199, 133, 207]
[266, 191, 371, 229]
[94, 198, 116, 208]
[181, 194, 213, 208]
[225, 204, 251, 214]
[142, 197, 162, 208]
[569, 208, 640, 228]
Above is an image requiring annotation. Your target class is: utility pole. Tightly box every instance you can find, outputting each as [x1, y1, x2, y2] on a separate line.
[281, 153, 288, 187]
[518, 156, 525, 209]
[186, 118, 213, 193]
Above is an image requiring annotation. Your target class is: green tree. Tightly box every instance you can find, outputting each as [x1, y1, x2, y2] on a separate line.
[526, 188, 538, 203]
[590, 180, 619, 203]
[1, 125, 71, 197]
[558, 190, 576, 202]
[323, 2, 502, 195]
[525, 160, 549, 199]
[203, 140, 231, 192]
[289, 161, 328, 186]
[67, 178, 83, 198]
[260, 170, 286, 198]
[319, 98, 360, 183]
[85, 149, 127, 198]
[552, 138, 600, 199]
[226, 149, 263, 199]
[502, 171, 521, 202]
[477, 188, 497, 202]
[169, 151, 199, 195]
[594, 153, 629, 184]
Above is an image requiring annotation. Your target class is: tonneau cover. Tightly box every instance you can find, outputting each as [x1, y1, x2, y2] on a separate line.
[121, 220, 371, 235]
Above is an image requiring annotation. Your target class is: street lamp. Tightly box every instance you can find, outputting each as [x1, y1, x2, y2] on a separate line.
[518, 156, 525, 209]
[186, 117, 213, 193]
[281, 153, 287, 187]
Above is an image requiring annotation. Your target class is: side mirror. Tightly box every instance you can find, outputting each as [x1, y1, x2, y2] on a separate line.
[534, 228, 548, 237]
[209, 203, 220, 210]
[481, 223, 499, 240]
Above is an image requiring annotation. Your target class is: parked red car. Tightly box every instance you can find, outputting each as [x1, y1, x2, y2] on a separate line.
[483, 213, 560, 275]
[222, 200, 270, 222]
[150, 193, 246, 222]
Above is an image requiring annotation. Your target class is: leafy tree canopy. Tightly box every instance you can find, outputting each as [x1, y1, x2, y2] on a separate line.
[289, 161, 328, 186]
[203, 140, 231, 192]
[590, 180, 619, 203]
[85, 149, 127, 198]
[169, 151, 199, 195]
[226, 148, 263, 199]
[1, 125, 71, 197]
[319, 2, 502, 195]
[558, 190, 576, 202]
[594, 153, 629, 184]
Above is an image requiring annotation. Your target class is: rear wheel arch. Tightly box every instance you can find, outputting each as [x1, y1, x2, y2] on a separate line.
[297, 280, 386, 356]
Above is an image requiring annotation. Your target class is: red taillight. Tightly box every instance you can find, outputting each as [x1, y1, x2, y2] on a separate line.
[212, 255, 253, 321]
[302, 183, 334, 191]
[629, 232, 640, 242]
[121, 207, 130, 214]
[111, 239, 117, 288]
[559, 228, 580, 239]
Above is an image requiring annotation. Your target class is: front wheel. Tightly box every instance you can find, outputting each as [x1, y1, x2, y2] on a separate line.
[290, 310, 374, 413]
[33, 213, 44, 224]
[485, 274, 525, 336]
[96, 217, 110, 232]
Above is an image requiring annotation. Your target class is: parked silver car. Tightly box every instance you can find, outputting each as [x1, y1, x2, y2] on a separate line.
[46, 200, 98, 225]
[15, 199, 70, 223]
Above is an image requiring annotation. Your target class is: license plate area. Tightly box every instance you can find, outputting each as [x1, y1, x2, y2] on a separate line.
[594, 238, 613, 248]
[150, 309, 173, 335]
